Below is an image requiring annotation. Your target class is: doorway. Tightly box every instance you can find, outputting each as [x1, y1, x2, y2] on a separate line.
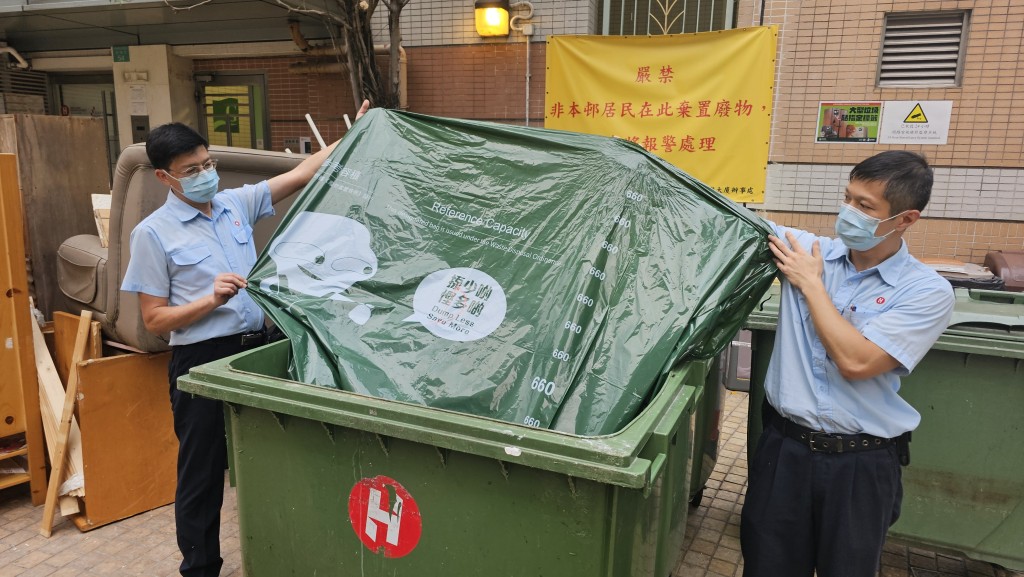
[196, 73, 269, 150]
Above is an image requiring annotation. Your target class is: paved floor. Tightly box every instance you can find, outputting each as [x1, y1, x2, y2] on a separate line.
[1, 391, 1021, 577]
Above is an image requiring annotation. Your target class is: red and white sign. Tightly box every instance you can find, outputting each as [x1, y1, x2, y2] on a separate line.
[876, 297, 886, 305]
[348, 476, 422, 558]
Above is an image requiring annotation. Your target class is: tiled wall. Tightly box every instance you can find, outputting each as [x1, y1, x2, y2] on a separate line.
[759, 163, 1024, 221]
[732, 0, 1024, 263]
[741, 0, 1024, 169]
[760, 210, 1024, 263]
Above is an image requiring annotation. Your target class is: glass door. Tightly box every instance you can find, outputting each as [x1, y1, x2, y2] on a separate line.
[197, 73, 268, 150]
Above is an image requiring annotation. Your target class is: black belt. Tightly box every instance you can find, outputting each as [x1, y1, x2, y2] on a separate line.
[765, 402, 898, 454]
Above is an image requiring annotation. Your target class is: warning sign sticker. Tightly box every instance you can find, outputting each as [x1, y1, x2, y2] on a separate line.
[879, 101, 952, 145]
[348, 476, 422, 558]
[903, 103, 928, 123]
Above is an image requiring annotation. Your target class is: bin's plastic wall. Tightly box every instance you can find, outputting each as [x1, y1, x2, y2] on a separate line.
[179, 343, 706, 576]
[247, 109, 776, 435]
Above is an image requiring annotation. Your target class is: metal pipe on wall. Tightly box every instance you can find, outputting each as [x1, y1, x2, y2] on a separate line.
[0, 44, 30, 69]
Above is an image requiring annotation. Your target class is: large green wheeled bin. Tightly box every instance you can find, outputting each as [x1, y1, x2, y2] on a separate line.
[179, 340, 707, 577]
[745, 287, 1024, 571]
[687, 356, 726, 509]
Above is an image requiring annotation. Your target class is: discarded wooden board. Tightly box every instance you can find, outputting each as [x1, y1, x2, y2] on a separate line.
[72, 350, 177, 531]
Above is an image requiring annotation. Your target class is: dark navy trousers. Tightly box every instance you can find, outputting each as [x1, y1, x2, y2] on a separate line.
[741, 403, 904, 577]
[168, 338, 255, 577]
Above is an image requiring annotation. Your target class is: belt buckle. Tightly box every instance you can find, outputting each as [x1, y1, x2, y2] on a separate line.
[240, 331, 263, 346]
[808, 432, 841, 453]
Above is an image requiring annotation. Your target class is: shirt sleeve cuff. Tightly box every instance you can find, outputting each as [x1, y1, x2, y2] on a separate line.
[120, 283, 169, 298]
[862, 327, 913, 376]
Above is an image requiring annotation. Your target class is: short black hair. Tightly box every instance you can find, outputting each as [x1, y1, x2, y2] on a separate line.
[849, 151, 933, 215]
[145, 123, 208, 171]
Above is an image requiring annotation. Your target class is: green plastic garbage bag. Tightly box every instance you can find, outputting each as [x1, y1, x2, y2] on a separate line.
[247, 109, 776, 435]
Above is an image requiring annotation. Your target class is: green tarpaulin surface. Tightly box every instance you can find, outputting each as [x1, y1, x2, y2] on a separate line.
[248, 109, 776, 435]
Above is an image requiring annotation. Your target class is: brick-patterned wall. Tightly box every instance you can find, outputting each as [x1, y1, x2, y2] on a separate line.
[197, 43, 547, 150]
[405, 43, 546, 123]
[197, 57, 359, 153]
[755, 0, 1023, 169]
[732, 0, 1024, 265]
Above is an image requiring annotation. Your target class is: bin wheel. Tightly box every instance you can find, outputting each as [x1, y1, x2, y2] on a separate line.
[689, 488, 704, 509]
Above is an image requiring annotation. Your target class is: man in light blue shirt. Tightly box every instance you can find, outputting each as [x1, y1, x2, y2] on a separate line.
[121, 101, 368, 577]
[741, 151, 954, 577]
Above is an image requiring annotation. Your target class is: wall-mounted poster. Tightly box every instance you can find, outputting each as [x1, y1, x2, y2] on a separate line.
[815, 102, 881, 143]
[546, 27, 777, 203]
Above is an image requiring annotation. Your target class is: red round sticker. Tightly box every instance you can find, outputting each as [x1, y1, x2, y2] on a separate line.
[876, 297, 886, 305]
[348, 476, 422, 558]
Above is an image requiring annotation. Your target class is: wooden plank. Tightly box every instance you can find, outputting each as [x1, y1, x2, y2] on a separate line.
[0, 115, 110, 319]
[0, 155, 27, 438]
[40, 310, 91, 537]
[92, 194, 111, 248]
[53, 311, 102, 387]
[74, 351, 176, 531]
[32, 319, 82, 516]
[0, 153, 46, 505]
[0, 472, 31, 490]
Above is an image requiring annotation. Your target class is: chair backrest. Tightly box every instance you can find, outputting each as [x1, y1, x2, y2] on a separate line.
[104, 144, 303, 351]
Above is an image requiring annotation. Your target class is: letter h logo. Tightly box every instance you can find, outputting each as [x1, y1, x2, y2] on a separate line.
[364, 487, 403, 546]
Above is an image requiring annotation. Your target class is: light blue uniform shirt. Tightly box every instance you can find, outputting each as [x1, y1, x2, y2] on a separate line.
[765, 224, 954, 438]
[121, 182, 274, 346]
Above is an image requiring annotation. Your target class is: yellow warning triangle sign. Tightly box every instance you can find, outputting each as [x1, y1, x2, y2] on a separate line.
[904, 103, 928, 123]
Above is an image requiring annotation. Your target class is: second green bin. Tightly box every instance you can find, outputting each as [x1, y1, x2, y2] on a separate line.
[180, 341, 707, 577]
[745, 287, 1024, 571]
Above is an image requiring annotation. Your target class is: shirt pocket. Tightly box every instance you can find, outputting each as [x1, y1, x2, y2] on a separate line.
[849, 308, 882, 331]
[232, 224, 253, 245]
[170, 244, 212, 267]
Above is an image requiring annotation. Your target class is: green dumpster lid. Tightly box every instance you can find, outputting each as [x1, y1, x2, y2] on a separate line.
[945, 288, 1024, 340]
[745, 284, 1024, 354]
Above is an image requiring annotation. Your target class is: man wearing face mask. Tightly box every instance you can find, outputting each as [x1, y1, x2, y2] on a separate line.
[120, 101, 368, 577]
[740, 151, 955, 577]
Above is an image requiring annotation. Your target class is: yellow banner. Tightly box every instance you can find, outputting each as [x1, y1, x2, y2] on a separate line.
[545, 27, 777, 203]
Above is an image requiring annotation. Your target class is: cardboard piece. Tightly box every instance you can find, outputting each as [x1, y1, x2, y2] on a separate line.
[72, 351, 177, 530]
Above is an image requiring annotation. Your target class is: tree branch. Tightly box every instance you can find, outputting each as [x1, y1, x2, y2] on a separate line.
[162, 0, 214, 12]
[274, 0, 346, 25]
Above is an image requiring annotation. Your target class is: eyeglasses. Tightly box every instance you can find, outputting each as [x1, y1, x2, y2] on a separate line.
[168, 158, 218, 178]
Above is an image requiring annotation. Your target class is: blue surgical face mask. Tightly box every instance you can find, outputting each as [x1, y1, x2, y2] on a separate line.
[834, 203, 903, 251]
[167, 168, 220, 204]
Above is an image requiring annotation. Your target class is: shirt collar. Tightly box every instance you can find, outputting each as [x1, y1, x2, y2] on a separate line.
[165, 190, 230, 222]
[827, 238, 910, 287]
[873, 240, 910, 286]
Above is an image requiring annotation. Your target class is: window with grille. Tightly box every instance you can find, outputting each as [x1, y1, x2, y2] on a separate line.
[877, 11, 969, 87]
[599, 0, 735, 35]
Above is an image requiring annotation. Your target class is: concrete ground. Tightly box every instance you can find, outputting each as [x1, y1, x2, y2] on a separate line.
[1, 391, 1021, 577]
